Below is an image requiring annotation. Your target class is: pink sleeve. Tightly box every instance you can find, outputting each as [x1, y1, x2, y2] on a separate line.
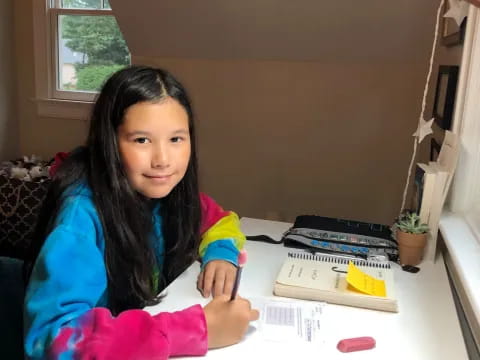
[51, 305, 207, 359]
[200, 193, 230, 235]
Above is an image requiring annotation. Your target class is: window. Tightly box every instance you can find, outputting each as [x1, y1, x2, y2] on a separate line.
[33, 0, 130, 117]
[440, 4, 480, 351]
[448, 5, 480, 238]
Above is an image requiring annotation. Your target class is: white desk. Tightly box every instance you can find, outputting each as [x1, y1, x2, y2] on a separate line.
[145, 218, 469, 359]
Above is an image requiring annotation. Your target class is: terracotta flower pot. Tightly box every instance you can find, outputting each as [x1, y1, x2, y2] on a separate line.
[396, 230, 427, 266]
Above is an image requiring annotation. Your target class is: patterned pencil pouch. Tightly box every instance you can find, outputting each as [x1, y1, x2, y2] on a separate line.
[282, 215, 399, 261]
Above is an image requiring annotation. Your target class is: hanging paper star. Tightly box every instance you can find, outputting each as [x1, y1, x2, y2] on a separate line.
[413, 118, 434, 143]
[444, 0, 469, 27]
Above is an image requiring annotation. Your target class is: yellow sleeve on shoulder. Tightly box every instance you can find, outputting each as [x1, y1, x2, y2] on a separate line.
[199, 212, 246, 257]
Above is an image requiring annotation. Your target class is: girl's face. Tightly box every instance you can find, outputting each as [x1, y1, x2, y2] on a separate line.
[117, 98, 191, 199]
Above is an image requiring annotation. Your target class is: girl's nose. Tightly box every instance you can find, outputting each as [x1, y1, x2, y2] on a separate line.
[152, 146, 170, 168]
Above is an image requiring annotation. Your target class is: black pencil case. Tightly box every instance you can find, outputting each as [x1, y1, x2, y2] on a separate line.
[282, 215, 398, 261]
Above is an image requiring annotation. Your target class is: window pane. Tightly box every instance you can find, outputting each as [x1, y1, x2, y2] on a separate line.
[103, 0, 111, 10]
[61, 0, 101, 9]
[58, 15, 130, 92]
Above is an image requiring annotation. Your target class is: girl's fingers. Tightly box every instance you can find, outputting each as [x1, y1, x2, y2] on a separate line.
[200, 261, 238, 298]
[197, 271, 205, 296]
[202, 266, 215, 298]
[230, 297, 259, 321]
[223, 267, 237, 296]
[213, 270, 226, 298]
[250, 309, 260, 321]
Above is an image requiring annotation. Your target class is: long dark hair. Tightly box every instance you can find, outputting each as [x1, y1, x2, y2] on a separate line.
[25, 66, 201, 314]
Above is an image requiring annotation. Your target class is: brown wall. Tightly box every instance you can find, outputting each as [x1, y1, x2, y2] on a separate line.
[134, 56, 428, 224]
[13, 0, 462, 226]
[0, 0, 18, 159]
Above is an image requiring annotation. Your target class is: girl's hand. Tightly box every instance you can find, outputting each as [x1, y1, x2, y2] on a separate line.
[197, 260, 237, 298]
[203, 294, 259, 349]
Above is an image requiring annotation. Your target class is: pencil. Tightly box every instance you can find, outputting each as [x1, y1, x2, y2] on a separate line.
[230, 250, 247, 301]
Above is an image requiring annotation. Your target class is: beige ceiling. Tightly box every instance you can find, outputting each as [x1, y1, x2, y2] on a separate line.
[109, 0, 438, 62]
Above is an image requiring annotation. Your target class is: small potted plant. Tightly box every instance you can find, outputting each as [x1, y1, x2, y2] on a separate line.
[394, 212, 429, 266]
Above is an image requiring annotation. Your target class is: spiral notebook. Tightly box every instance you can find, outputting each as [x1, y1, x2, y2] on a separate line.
[273, 252, 398, 313]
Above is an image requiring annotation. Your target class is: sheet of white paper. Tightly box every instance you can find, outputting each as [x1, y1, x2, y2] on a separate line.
[250, 297, 326, 345]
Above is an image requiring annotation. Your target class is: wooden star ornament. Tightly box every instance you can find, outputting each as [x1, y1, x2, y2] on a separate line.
[444, 0, 469, 27]
[413, 118, 434, 143]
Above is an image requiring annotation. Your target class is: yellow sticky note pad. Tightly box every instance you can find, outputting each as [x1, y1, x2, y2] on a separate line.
[346, 261, 386, 297]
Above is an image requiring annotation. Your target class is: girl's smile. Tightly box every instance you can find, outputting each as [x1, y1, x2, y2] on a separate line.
[144, 173, 173, 183]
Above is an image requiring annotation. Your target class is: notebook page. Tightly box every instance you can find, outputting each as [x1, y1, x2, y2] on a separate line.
[276, 253, 395, 299]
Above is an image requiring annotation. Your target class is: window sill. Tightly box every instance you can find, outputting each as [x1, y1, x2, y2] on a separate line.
[439, 211, 480, 345]
[35, 98, 93, 120]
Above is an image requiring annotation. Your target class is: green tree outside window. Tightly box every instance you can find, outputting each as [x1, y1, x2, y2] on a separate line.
[59, 0, 129, 91]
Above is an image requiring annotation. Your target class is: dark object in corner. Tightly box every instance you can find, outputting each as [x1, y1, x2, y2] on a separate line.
[402, 265, 420, 273]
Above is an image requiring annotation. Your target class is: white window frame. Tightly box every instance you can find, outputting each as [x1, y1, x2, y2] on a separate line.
[33, 0, 124, 119]
[448, 3, 480, 238]
[440, 4, 480, 350]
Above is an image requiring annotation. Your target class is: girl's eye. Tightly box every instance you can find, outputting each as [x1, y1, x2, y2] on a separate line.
[134, 137, 150, 144]
[171, 136, 183, 143]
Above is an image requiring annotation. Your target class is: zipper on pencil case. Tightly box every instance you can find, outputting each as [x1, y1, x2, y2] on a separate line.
[285, 229, 398, 247]
[284, 233, 398, 250]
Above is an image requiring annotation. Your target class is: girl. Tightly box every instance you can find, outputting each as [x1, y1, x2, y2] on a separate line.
[24, 66, 259, 359]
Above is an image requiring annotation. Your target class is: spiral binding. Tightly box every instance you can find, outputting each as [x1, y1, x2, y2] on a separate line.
[287, 252, 391, 269]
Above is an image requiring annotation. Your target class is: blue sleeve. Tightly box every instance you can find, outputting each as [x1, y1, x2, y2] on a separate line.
[201, 239, 239, 268]
[24, 196, 108, 358]
[24, 192, 209, 360]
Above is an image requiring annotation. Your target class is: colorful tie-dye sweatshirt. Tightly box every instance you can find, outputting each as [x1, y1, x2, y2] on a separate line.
[24, 182, 245, 359]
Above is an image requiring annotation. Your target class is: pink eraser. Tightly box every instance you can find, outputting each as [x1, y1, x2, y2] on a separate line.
[337, 337, 375, 353]
[238, 250, 248, 266]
